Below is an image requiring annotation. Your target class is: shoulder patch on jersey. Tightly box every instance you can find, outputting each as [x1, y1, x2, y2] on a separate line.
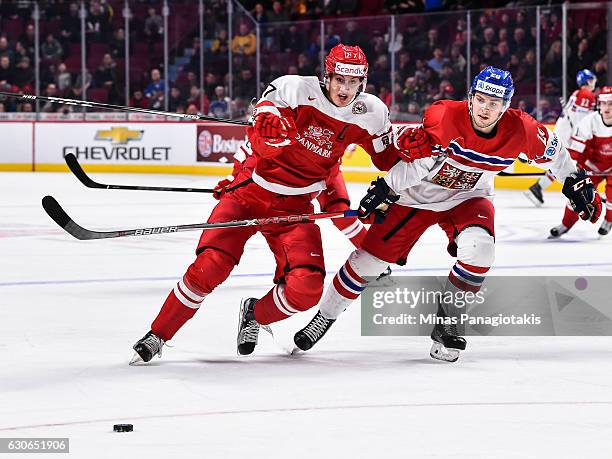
[545, 132, 559, 157]
[352, 100, 367, 114]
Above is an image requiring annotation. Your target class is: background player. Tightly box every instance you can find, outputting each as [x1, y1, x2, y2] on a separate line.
[550, 86, 612, 238]
[130, 44, 400, 364]
[294, 66, 602, 362]
[525, 69, 597, 206]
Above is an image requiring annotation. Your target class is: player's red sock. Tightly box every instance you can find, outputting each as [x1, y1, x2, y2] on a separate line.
[152, 276, 206, 341]
[333, 217, 367, 247]
[561, 203, 580, 229]
[254, 268, 323, 325]
[151, 248, 236, 340]
[252, 284, 294, 325]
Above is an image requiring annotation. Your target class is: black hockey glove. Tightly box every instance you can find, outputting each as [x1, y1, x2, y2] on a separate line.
[358, 177, 399, 223]
[562, 170, 602, 223]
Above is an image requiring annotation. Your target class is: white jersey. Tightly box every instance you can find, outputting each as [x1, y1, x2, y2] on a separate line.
[248, 75, 398, 194]
[568, 111, 612, 173]
[384, 100, 577, 211]
[554, 87, 596, 146]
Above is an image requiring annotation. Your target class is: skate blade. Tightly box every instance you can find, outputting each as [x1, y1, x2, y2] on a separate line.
[290, 346, 302, 356]
[129, 352, 145, 366]
[547, 230, 567, 240]
[523, 190, 543, 208]
[429, 341, 460, 362]
[548, 229, 569, 239]
[237, 298, 248, 354]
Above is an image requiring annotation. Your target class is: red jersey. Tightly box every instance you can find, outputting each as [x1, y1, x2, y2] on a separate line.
[568, 111, 612, 173]
[246, 75, 397, 195]
[384, 100, 577, 211]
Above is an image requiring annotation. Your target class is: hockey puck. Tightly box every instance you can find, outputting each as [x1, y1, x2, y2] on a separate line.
[113, 424, 133, 432]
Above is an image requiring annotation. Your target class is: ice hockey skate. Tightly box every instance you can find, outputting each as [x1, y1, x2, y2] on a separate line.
[430, 320, 467, 363]
[130, 331, 165, 365]
[293, 311, 336, 351]
[524, 182, 544, 207]
[598, 219, 612, 236]
[428, 301, 467, 363]
[548, 223, 569, 239]
[237, 298, 272, 355]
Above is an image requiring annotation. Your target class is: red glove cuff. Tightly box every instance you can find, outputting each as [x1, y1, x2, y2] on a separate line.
[395, 127, 433, 162]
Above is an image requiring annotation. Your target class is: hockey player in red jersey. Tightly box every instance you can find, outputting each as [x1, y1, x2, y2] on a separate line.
[294, 66, 602, 362]
[214, 143, 368, 248]
[549, 86, 612, 238]
[130, 44, 400, 363]
[525, 69, 597, 206]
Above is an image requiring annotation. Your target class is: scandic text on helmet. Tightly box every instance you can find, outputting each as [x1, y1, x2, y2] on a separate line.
[334, 63, 366, 77]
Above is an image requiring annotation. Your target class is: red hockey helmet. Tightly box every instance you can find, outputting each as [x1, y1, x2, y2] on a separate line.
[598, 86, 612, 102]
[324, 44, 368, 79]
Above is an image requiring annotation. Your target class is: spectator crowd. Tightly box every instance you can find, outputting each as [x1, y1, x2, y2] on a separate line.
[0, 0, 607, 122]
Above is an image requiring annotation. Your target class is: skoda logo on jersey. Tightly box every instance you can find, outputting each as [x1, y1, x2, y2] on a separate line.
[198, 130, 213, 157]
[352, 100, 367, 114]
[476, 80, 506, 97]
[545, 146, 556, 157]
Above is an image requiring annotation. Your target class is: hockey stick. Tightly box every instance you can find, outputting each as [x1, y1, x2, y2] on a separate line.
[42, 195, 359, 240]
[499, 171, 611, 177]
[64, 153, 215, 193]
[498, 171, 548, 177]
[0, 91, 249, 126]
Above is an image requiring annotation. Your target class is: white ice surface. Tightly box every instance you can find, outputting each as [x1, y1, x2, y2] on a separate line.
[1, 171, 611, 458]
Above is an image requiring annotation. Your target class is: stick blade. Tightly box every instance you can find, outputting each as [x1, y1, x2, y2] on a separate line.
[42, 195, 71, 228]
[41, 195, 95, 240]
[64, 153, 103, 188]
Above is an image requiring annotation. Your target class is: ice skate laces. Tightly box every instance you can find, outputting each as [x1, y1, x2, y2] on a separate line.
[303, 312, 332, 342]
[142, 333, 165, 358]
[239, 319, 260, 345]
[442, 319, 459, 337]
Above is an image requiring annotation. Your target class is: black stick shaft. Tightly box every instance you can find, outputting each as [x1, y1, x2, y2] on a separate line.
[42, 195, 359, 240]
[499, 171, 610, 177]
[64, 153, 215, 193]
[0, 91, 249, 126]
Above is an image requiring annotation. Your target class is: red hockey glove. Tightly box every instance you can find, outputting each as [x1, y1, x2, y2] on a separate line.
[253, 112, 297, 140]
[212, 176, 234, 200]
[395, 126, 433, 162]
[562, 170, 602, 223]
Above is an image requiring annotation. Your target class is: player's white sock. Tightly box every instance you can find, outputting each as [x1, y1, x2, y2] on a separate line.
[320, 249, 388, 319]
[537, 174, 554, 189]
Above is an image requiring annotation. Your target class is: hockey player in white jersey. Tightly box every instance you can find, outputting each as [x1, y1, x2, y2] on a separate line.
[293, 67, 602, 362]
[525, 69, 597, 206]
[550, 86, 612, 238]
